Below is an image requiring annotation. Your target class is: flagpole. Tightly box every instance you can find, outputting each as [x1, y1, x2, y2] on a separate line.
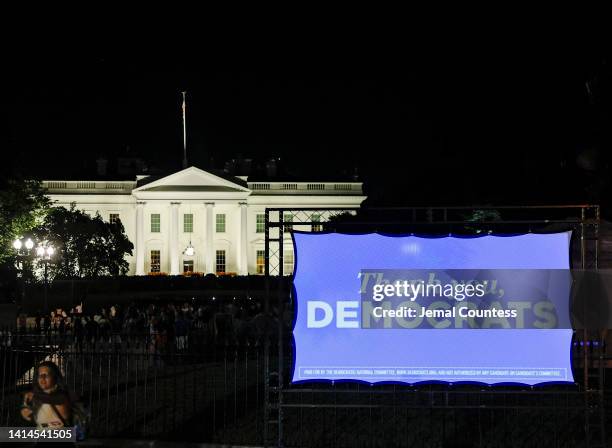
[182, 91, 188, 168]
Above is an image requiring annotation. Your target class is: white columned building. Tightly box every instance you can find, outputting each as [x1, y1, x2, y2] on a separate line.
[43, 166, 366, 276]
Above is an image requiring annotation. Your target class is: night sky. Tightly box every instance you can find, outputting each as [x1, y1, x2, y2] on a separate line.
[1, 45, 610, 210]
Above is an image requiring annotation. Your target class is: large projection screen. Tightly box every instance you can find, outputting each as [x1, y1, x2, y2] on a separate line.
[291, 232, 574, 386]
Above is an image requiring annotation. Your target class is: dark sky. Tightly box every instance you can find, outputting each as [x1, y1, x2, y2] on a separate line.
[1, 44, 611, 208]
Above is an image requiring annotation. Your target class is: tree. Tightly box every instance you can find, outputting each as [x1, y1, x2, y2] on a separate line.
[33, 204, 134, 279]
[0, 178, 51, 265]
[463, 209, 502, 234]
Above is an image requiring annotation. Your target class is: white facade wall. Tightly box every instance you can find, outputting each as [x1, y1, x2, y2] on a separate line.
[44, 167, 366, 276]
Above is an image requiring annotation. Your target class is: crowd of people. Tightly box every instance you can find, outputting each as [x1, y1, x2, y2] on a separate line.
[14, 297, 285, 352]
[10, 297, 287, 437]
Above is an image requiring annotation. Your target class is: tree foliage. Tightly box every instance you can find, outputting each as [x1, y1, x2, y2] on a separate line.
[33, 204, 134, 279]
[0, 179, 51, 265]
[463, 209, 502, 233]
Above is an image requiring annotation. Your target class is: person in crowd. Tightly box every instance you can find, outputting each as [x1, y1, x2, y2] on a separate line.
[175, 312, 189, 351]
[110, 306, 123, 351]
[35, 312, 42, 333]
[73, 316, 84, 352]
[84, 316, 98, 347]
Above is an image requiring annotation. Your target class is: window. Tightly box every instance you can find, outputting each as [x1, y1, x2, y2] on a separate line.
[151, 214, 160, 233]
[307, 183, 325, 190]
[311, 214, 322, 232]
[184, 214, 193, 233]
[283, 249, 294, 275]
[216, 250, 226, 274]
[183, 259, 194, 273]
[284, 213, 293, 231]
[334, 184, 352, 191]
[216, 214, 226, 233]
[150, 250, 160, 273]
[256, 213, 265, 233]
[256, 250, 265, 274]
[109, 213, 120, 225]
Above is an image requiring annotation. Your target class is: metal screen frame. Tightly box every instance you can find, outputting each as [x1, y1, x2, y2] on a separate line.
[264, 205, 606, 448]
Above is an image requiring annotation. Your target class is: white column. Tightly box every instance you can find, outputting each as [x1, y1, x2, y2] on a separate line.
[135, 202, 145, 275]
[169, 202, 180, 275]
[205, 202, 215, 274]
[238, 202, 248, 275]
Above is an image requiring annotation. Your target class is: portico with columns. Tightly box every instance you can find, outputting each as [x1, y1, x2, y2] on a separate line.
[43, 166, 366, 276]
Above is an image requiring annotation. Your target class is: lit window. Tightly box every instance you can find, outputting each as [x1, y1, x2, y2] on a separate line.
[256, 250, 265, 274]
[216, 214, 226, 233]
[216, 250, 226, 274]
[184, 214, 193, 233]
[183, 259, 194, 273]
[256, 214, 265, 233]
[311, 214, 322, 232]
[109, 213, 120, 225]
[150, 250, 160, 272]
[151, 214, 160, 233]
[283, 249, 294, 275]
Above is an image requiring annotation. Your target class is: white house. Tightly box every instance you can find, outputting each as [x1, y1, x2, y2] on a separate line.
[43, 166, 366, 276]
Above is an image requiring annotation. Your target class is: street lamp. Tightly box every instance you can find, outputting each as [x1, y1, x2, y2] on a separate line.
[13, 238, 34, 251]
[12, 237, 36, 307]
[183, 243, 195, 257]
[35, 243, 54, 313]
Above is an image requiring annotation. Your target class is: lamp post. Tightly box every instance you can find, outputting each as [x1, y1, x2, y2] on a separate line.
[12, 238, 35, 307]
[183, 243, 195, 275]
[35, 244, 54, 313]
[183, 243, 195, 257]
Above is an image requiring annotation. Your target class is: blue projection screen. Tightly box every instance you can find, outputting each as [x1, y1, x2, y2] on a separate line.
[291, 232, 574, 386]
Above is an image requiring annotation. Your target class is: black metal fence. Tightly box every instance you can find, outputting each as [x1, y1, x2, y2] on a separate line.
[1, 331, 610, 447]
[0, 331, 269, 445]
[269, 334, 611, 448]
